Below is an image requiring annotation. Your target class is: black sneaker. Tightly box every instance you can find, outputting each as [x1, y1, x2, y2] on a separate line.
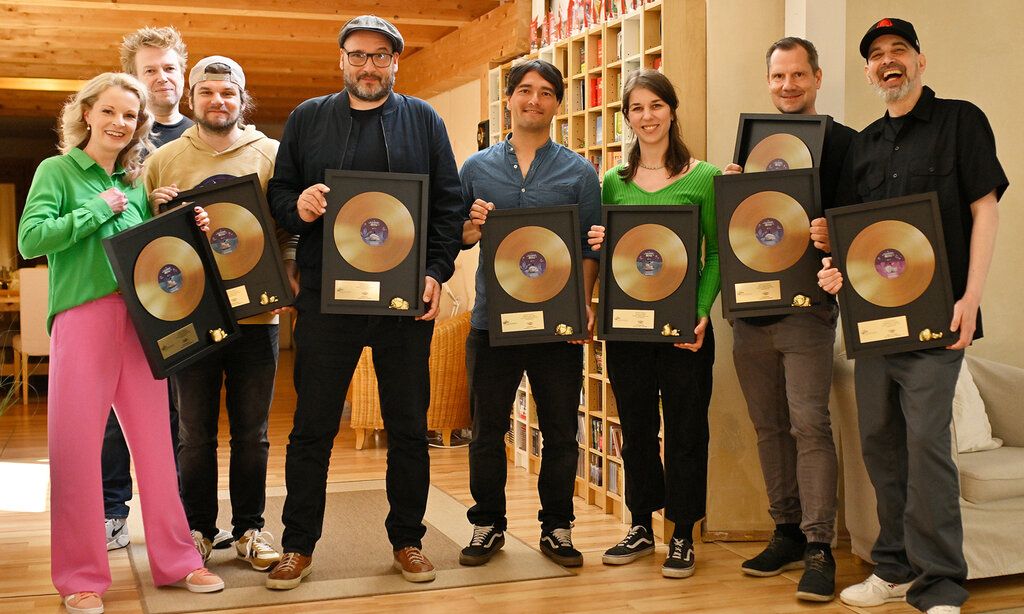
[539, 527, 583, 567]
[795, 546, 835, 602]
[602, 525, 656, 565]
[459, 524, 505, 566]
[741, 529, 806, 577]
[662, 536, 696, 578]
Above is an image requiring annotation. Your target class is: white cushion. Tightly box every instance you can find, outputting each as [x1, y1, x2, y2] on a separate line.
[958, 447, 1024, 503]
[952, 362, 1003, 453]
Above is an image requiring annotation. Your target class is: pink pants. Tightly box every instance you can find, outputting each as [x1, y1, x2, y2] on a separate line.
[48, 294, 202, 596]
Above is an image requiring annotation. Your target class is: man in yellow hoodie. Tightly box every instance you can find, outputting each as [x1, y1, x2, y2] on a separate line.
[144, 55, 297, 573]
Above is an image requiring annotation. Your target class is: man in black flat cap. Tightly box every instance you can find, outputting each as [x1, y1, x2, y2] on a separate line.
[265, 14, 464, 589]
[818, 18, 1008, 614]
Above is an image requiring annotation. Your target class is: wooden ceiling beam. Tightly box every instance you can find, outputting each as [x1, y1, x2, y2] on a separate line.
[1, 0, 495, 28]
[399, 0, 531, 100]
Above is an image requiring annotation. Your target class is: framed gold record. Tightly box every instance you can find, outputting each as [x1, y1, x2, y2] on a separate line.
[714, 169, 826, 319]
[322, 170, 429, 316]
[827, 192, 954, 359]
[733, 113, 830, 173]
[481, 206, 587, 346]
[104, 203, 240, 378]
[163, 174, 295, 320]
[598, 206, 700, 343]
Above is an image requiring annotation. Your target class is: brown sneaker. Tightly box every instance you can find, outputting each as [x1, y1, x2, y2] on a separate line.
[265, 552, 312, 590]
[393, 546, 436, 582]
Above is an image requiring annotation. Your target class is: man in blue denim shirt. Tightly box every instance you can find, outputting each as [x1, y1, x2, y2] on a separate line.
[458, 60, 600, 568]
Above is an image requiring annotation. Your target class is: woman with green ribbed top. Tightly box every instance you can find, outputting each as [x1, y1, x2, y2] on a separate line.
[588, 69, 721, 579]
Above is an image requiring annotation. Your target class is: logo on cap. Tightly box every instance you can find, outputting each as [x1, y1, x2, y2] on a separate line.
[877, 18, 893, 28]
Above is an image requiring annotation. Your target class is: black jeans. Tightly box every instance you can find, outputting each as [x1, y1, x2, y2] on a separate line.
[282, 290, 434, 554]
[101, 382, 179, 518]
[466, 328, 582, 532]
[173, 324, 279, 540]
[604, 322, 715, 528]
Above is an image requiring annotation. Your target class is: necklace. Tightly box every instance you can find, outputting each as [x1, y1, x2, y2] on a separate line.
[637, 160, 665, 170]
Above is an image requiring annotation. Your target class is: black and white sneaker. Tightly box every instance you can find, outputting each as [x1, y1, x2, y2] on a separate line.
[795, 546, 836, 602]
[540, 527, 583, 567]
[211, 528, 234, 550]
[602, 525, 655, 565]
[662, 536, 696, 578]
[459, 524, 505, 566]
[741, 529, 806, 576]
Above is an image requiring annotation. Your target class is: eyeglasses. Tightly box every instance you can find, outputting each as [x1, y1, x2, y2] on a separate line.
[342, 50, 395, 68]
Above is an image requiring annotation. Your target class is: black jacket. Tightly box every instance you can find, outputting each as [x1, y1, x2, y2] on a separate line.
[268, 90, 464, 290]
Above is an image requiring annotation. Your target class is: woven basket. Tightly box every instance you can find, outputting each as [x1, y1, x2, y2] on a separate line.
[350, 312, 472, 448]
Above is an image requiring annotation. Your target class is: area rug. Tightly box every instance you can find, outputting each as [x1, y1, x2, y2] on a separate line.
[127, 480, 571, 613]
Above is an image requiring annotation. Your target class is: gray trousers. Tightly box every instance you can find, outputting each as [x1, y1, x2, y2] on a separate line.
[733, 309, 838, 543]
[854, 348, 967, 611]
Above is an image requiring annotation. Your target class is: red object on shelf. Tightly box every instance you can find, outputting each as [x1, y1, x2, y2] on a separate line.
[590, 77, 603, 107]
[596, 39, 603, 65]
[653, 56, 663, 71]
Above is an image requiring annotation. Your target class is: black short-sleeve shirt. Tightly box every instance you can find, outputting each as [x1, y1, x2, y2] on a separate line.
[836, 86, 1009, 338]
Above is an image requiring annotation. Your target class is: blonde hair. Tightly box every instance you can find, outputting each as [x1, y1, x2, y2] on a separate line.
[120, 26, 188, 75]
[59, 72, 154, 183]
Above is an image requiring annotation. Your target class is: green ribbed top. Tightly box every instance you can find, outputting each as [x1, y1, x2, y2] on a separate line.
[601, 161, 721, 318]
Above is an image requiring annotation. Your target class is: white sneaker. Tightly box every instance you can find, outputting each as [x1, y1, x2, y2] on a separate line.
[104, 518, 129, 551]
[926, 607, 960, 614]
[839, 574, 912, 606]
[236, 529, 282, 571]
[211, 528, 234, 549]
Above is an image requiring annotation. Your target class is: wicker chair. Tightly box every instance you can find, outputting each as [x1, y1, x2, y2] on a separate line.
[350, 311, 471, 449]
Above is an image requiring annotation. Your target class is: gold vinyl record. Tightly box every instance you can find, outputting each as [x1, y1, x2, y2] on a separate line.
[729, 191, 810, 273]
[746, 133, 813, 172]
[334, 192, 415, 273]
[494, 226, 571, 303]
[611, 223, 687, 302]
[204, 202, 265, 280]
[133, 236, 205, 322]
[846, 220, 935, 308]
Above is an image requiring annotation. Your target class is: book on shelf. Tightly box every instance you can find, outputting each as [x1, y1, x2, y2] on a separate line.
[589, 453, 603, 486]
[653, 56, 663, 72]
[590, 77, 602, 107]
[610, 150, 623, 167]
[515, 390, 527, 420]
[608, 461, 620, 495]
[576, 81, 585, 112]
[609, 424, 623, 457]
[516, 422, 527, 451]
[614, 113, 623, 142]
[531, 427, 542, 457]
[578, 385, 585, 407]
[616, 30, 624, 61]
[577, 449, 586, 479]
[593, 342, 604, 374]
[590, 416, 603, 452]
[576, 412, 586, 445]
[559, 122, 569, 147]
[596, 38, 603, 65]
[594, 115, 603, 145]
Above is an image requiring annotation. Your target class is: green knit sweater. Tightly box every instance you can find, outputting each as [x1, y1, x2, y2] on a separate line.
[601, 161, 721, 318]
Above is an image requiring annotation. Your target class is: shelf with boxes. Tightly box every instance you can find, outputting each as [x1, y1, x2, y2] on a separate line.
[495, 0, 704, 539]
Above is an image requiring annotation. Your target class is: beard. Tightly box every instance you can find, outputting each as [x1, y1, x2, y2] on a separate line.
[344, 69, 395, 102]
[196, 109, 239, 135]
[872, 63, 917, 103]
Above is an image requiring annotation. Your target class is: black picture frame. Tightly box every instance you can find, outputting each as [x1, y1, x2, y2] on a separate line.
[481, 206, 588, 346]
[597, 205, 700, 343]
[826, 192, 955, 359]
[103, 204, 241, 379]
[714, 169, 826, 318]
[733, 113, 831, 171]
[163, 174, 295, 320]
[321, 170, 429, 316]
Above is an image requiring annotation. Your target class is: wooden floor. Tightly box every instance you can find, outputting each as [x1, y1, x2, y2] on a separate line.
[1, 349, 1021, 613]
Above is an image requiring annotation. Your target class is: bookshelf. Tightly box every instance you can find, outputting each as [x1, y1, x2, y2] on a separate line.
[496, 0, 705, 540]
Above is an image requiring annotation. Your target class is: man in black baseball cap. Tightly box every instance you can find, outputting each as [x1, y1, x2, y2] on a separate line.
[819, 16, 1008, 614]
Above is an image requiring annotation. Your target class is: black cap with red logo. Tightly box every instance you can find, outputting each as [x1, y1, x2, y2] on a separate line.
[859, 18, 920, 59]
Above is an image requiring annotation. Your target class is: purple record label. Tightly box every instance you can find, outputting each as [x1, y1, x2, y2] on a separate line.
[519, 251, 547, 278]
[874, 248, 907, 279]
[635, 249, 663, 276]
[360, 218, 389, 247]
[158, 264, 184, 294]
[210, 227, 238, 255]
[755, 217, 785, 247]
[766, 158, 790, 171]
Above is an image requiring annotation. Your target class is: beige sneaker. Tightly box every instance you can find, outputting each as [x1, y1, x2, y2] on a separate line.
[191, 530, 213, 563]
[173, 567, 224, 593]
[236, 529, 282, 571]
[63, 591, 103, 614]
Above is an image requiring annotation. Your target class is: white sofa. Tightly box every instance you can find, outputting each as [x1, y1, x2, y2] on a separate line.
[832, 352, 1024, 579]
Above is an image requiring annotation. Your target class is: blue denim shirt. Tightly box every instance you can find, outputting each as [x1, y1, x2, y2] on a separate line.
[461, 136, 601, 330]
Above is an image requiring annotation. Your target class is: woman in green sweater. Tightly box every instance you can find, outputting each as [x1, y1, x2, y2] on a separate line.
[18, 72, 223, 614]
[590, 69, 721, 579]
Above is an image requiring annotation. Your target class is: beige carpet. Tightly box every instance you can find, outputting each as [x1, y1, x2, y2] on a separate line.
[126, 480, 572, 613]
